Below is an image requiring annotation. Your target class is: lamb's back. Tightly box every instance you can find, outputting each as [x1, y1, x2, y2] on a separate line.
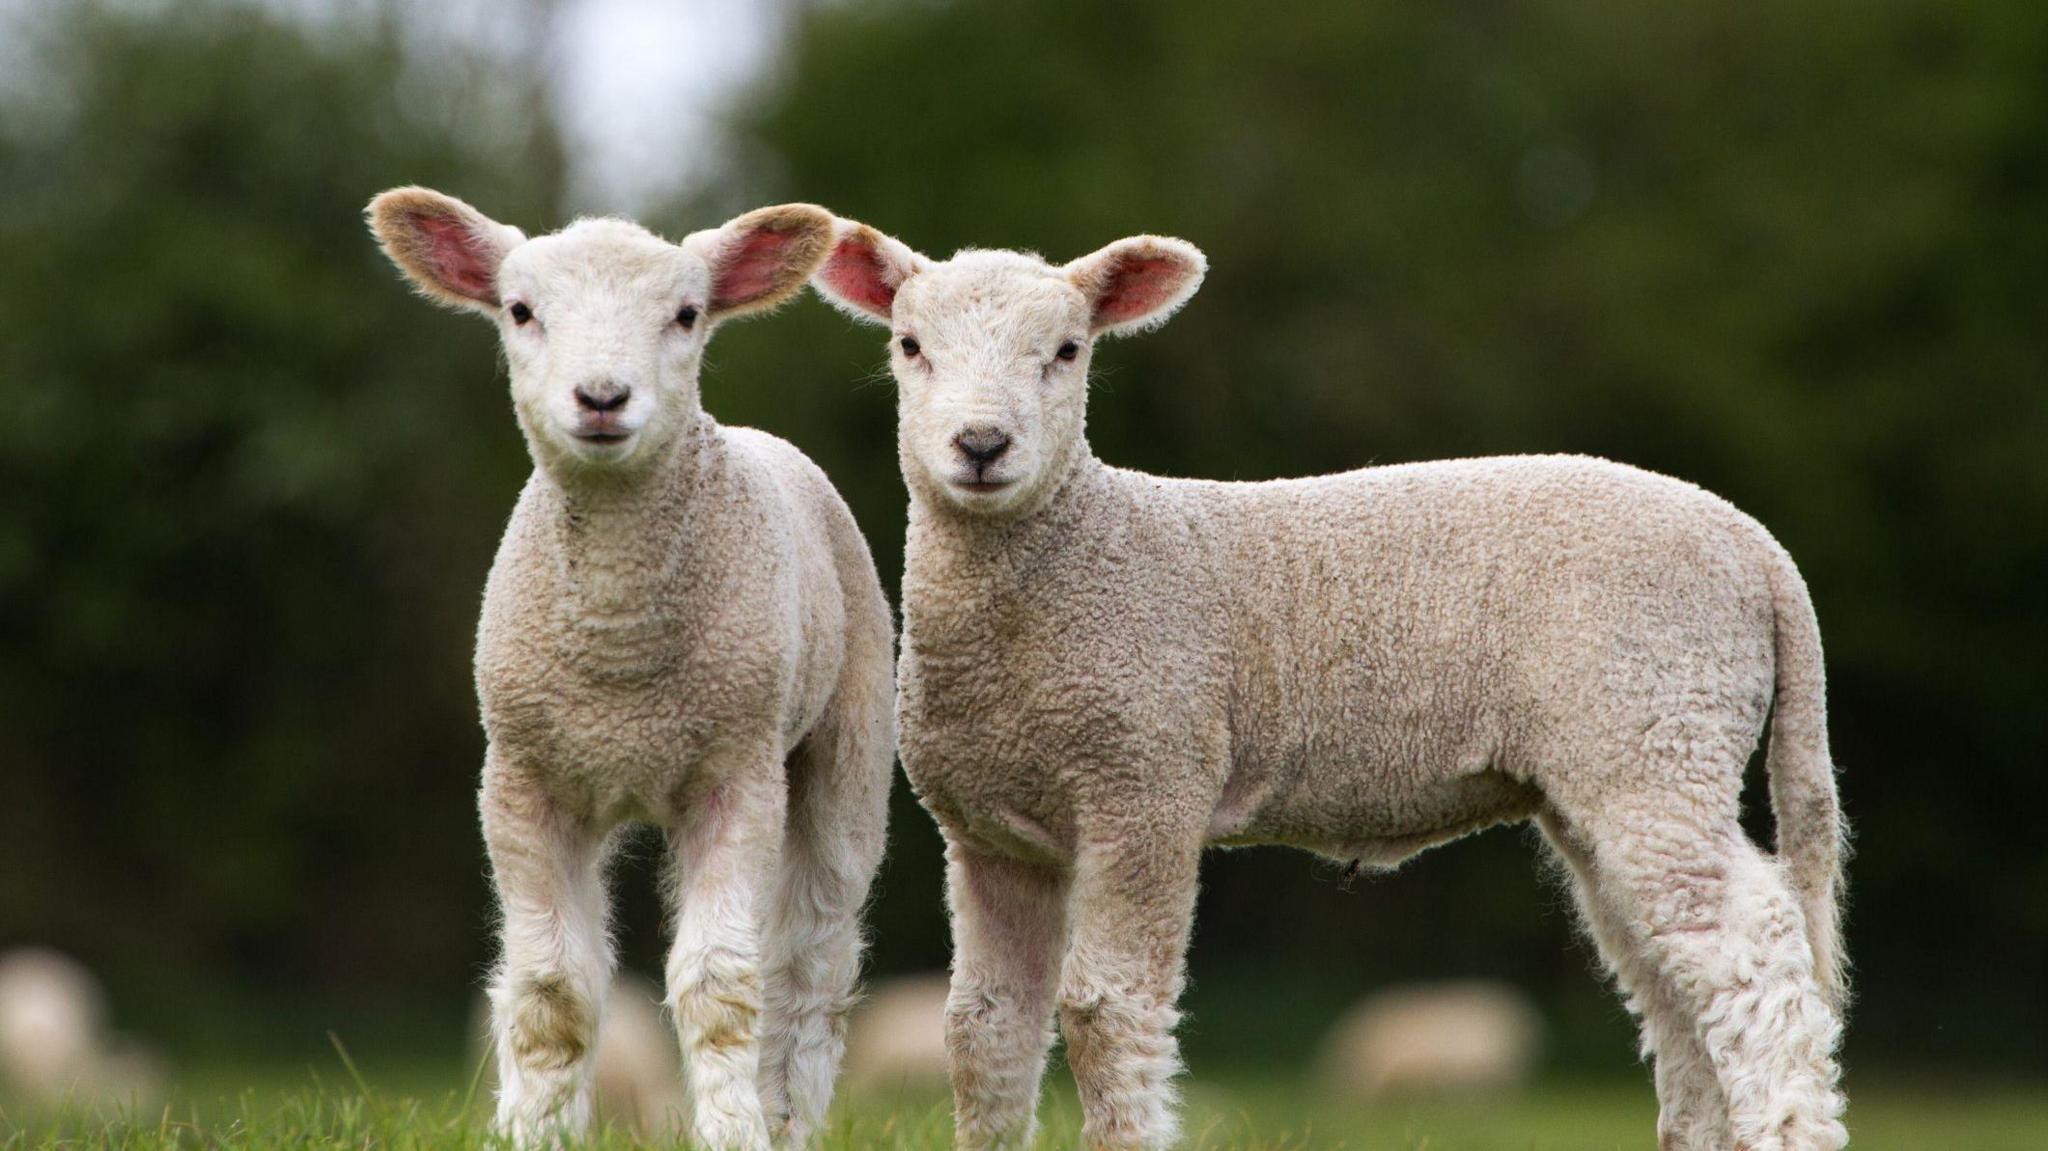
[1140, 454, 1782, 846]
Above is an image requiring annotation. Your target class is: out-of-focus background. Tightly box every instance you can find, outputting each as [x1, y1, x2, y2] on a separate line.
[2, 0, 2044, 1131]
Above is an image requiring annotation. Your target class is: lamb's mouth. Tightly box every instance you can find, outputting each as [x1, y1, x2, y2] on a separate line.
[573, 430, 633, 445]
[954, 478, 1014, 494]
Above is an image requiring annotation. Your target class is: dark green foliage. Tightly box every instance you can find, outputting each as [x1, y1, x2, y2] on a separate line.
[0, 3, 561, 1001]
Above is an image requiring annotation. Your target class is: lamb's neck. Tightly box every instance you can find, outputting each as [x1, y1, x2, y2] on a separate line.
[905, 449, 1125, 601]
[538, 425, 720, 624]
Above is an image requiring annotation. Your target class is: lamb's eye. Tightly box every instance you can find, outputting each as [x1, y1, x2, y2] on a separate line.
[676, 305, 698, 329]
[508, 301, 533, 325]
[1056, 340, 1080, 361]
[899, 336, 921, 357]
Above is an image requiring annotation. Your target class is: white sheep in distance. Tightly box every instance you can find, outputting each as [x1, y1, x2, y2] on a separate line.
[367, 190, 895, 1151]
[839, 972, 953, 1099]
[1314, 981, 1544, 1100]
[0, 948, 99, 1105]
[0, 948, 164, 1114]
[813, 225, 1849, 1151]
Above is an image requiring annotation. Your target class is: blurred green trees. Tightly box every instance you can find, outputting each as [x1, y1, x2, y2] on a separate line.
[0, 3, 559, 1004]
[0, 0, 2043, 1073]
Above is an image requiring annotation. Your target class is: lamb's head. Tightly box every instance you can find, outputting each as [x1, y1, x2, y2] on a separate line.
[367, 188, 832, 478]
[814, 223, 1205, 518]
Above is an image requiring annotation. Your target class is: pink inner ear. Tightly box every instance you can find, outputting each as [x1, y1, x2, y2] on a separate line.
[711, 227, 799, 310]
[413, 211, 498, 302]
[1094, 254, 1184, 328]
[819, 236, 899, 316]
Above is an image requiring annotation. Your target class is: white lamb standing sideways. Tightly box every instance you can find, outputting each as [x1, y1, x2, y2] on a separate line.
[0, 948, 164, 1112]
[813, 223, 1850, 1151]
[1314, 980, 1544, 1099]
[367, 189, 895, 1151]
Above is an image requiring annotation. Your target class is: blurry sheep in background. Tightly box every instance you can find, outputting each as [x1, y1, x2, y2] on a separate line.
[1315, 981, 1544, 1100]
[0, 948, 164, 1113]
[841, 973, 951, 1098]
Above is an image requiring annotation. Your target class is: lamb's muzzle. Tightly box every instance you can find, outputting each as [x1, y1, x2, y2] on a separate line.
[952, 424, 1013, 490]
[572, 381, 630, 412]
[953, 425, 1011, 465]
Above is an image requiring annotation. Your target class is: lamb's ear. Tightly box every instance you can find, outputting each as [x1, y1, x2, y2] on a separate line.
[365, 187, 525, 315]
[696, 203, 836, 320]
[1063, 235, 1207, 338]
[812, 221, 926, 325]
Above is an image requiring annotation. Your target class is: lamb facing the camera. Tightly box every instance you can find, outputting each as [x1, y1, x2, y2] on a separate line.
[814, 224, 1848, 1151]
[368, 189, 894, 1151]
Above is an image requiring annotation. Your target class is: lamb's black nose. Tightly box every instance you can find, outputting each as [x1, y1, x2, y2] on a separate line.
[953, 427, 1011, 466]
[574, 383, 630, 413]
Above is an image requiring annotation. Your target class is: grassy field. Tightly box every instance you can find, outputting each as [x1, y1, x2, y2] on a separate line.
[5, 1062, 2046, 1150]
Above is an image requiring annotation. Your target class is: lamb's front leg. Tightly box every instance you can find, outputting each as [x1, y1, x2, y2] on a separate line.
[1059, 835, 1203, 1151]
[480, 760, 614, 1145]
[944, 840, 1071, 1151]
[667, 765, 786, 1151]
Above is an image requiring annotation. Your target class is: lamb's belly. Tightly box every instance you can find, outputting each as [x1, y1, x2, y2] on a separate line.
[1225, 751, 1540, 867]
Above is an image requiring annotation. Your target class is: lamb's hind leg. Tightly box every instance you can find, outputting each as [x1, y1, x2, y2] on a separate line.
[759, 668, 893, 1147]
[480, 761, 614, 1145]
[1566, 800, 1847, 1151]
[1539, 810, 1730, 1151]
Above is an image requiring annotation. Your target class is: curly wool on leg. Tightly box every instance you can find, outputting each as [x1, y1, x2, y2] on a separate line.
[1667, 850, 1846, 1151]
[1058, 973, 1184, 1151]
[670, 941, 770, 1151]
[1604, 828, 1846, 1151]
[1541, 812, 1731, 1150]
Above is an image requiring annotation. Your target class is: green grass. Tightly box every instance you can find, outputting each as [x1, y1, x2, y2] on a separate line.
[4, 1064, 2045, 1149]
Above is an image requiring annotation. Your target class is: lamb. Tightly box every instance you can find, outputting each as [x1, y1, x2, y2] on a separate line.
[367, 189, 894, 1151]
[813, 224, 1850, 1151]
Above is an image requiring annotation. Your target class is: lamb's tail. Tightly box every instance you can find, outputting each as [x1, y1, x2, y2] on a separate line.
[1763, 543, 1851, 1012]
